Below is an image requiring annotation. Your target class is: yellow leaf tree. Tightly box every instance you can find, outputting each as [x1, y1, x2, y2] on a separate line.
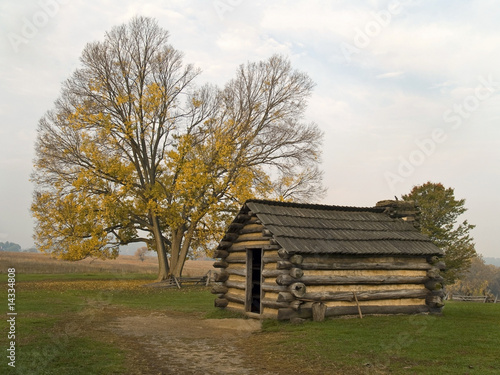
[31, 17, 324, 281]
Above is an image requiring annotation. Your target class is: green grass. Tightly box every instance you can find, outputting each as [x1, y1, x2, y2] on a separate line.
[1, 273, 208, 374]
[3, 290, 126, 374]
[14, 336, 125, 375]
[17, 289, 91, 315]
[258, 301, 500, 374]
[108, 285, 216, 312]
[3, 273, 500, 374]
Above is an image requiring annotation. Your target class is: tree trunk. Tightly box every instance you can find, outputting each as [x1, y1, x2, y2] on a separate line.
[169, 227, 183, 278]
[170, 225, 195, 278]
[151, 212, 170, 281]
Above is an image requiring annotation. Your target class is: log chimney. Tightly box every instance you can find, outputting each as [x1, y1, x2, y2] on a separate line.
[375, 199, 420, 228]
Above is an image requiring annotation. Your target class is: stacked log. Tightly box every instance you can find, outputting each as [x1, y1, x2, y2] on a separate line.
[211, 212, 254, 312]
[425, 256, 446, 313]
[274, 252, 446, 321]
[211, 211, 284, 319]
[375, 199, 420, 226]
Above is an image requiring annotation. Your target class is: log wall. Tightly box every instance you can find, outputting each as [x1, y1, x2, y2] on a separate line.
[211, 213, 282, 319]
[212, 212, 445, 321]
[273, 252, 445, 320]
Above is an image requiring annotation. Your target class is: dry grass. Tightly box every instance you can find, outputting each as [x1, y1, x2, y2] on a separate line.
[0, 251, 213, 276]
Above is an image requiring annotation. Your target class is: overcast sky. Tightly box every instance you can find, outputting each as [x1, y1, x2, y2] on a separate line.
[1, 0, 499, 258]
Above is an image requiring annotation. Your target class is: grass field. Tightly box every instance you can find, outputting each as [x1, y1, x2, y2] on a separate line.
[0, 251, 213, 276]
[254, 301, 500, 374]
[1, 254, 499, 374]
[1, 273, 219, 374]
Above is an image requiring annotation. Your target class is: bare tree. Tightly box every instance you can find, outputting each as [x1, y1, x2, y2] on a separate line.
[32, 16, 324, 281]
[135, 247, 149, 262]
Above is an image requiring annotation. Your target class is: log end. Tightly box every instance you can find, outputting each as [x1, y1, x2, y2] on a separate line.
[289, 282, 307, 298]
[290, 267, 304, 279]
[213, 260, 229, 268]
[214, 298, 229, 308]
[214, 270, 229, 282]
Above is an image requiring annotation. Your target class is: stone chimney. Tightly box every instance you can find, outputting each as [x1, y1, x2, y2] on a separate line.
[375, 199, 420, 228]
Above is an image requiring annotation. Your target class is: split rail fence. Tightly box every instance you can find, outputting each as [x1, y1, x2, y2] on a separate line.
[448, 294, 499, 303]
[167, 270, 214, 289]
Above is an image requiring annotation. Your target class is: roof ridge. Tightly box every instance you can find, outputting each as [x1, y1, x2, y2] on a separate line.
[274, 235, 432, 242]
[245, 199, 385, 213]
[266, 224, 419, 231]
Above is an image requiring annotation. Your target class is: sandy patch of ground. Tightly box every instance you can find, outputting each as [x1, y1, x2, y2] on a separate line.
[97, 308, 277, 375]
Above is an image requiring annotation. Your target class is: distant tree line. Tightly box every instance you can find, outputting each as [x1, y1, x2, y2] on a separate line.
[0, 242, 37, 253]
[0, 242, 21, 252]
[448, 256, 500, 297]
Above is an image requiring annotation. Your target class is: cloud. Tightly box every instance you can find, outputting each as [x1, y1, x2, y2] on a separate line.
[0, 0, 500, 257]
[216, 27, 290, 55]
[261, 2, 361, 36]
[376, 71, 404, 79]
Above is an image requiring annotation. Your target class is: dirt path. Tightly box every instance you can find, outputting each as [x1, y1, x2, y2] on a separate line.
[93, 307, 279, 375]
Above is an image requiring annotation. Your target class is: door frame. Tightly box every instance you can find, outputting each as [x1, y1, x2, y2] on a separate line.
[245, 248, 263, 314]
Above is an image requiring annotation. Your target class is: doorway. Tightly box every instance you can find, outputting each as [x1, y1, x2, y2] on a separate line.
[246, 249, 262, 314]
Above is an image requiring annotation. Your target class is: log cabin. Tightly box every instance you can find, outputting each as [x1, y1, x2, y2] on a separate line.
[211, 199, 445, 321]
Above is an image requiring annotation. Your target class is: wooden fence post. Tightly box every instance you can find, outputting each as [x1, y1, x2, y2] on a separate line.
[312, 302, 327, 322]
[172, 276, 181, 289]
[353, 292, 363, 319]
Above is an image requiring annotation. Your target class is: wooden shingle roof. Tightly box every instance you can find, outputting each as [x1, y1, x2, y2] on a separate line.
[236, 199, 443, 256]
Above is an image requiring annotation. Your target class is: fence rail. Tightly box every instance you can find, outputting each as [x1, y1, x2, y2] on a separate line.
[448, 294, 499, 303]
[168, 270, 213, 289]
